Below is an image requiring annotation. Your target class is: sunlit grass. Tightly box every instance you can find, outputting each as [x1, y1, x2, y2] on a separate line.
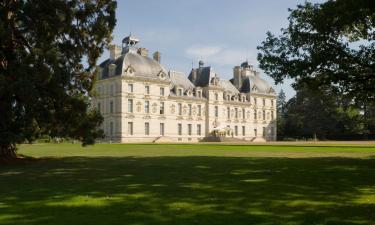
[1, 143, 375, 225]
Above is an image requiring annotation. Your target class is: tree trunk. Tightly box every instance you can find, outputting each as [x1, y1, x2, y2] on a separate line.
[0, 144, 17, 159]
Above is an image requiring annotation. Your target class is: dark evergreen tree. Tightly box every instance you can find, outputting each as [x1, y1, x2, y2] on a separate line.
[0, 0, 117, 158]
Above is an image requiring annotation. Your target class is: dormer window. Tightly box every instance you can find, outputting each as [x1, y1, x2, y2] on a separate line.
[186, 89, 192, 97]
[177, 88, 183, 96]
[195, 89, 202, 98]
[97, 67, 103, 80]
[252, 85, 257, 92]
[109, 64, 116, 76]
[157, 70, 166, 79]
[211, 77, 219, 86]
[124, 65, 135, 76]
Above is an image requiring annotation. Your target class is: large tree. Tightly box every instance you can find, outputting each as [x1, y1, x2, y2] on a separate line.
[0, 0, 116, 158]
[282, 85, 364, 140]
[257, 0, 374, 102]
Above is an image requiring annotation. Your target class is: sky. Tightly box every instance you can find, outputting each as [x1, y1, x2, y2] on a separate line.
[101, 0, 325, 99]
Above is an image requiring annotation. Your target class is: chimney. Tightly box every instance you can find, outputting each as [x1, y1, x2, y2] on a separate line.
[233, 66, 242, 89]
[137, 47, 148, 57]
[153, 51, 161, 63]
[109, 45, 122, 60]
[191, 69, 197, 84]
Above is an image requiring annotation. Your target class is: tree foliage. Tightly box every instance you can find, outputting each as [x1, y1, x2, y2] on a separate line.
[0, 0, 117, 157]
[257, 0, 375, 102]
[280, 85, 366, 140]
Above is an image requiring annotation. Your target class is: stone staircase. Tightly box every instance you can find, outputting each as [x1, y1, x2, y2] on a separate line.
[152, 136, 174, 143]
[201, 136, 248, 143]
[202, 136, 267, 143]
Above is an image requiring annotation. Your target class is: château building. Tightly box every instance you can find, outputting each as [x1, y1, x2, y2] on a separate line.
[92, 35, 277, 142]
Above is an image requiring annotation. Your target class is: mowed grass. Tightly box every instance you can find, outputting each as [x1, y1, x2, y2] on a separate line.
[1, 143, 375, 225]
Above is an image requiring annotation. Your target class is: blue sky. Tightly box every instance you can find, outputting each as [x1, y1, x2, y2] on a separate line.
[102, 0, 325, 99]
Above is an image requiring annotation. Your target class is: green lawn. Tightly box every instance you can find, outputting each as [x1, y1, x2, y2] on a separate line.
[1, 143, 375, 225]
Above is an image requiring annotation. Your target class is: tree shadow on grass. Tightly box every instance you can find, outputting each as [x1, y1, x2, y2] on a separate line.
[1, 156, 375, 225]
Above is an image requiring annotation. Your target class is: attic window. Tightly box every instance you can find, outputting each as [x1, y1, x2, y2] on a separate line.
[211, 77, 219, 86]
[157, 71, 166, 79]
[178, 88, 183, 96]
[109, 64, 116, 76]
[196, 90, 202, 98]
[124, 65, 135, 76]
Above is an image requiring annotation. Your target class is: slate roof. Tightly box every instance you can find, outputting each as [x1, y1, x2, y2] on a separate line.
[169, 71, 195, 90]
[219, 80, 239, 94]
[99, 49, 167, 79]
[188, 66, 217, 87]
[239, 75, 274, 94]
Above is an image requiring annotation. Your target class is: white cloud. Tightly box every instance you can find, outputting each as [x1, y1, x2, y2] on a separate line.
[185, 45, 222, 58]
[185, 45, 258, 67]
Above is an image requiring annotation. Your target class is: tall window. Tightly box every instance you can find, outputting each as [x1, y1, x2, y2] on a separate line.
[215, 93, 218, 101]
[271, 99, 274, 107]
[254, 111, 257, 120]
[215, 106, 219, 117]
[235, 126, 238, 136]
[197, 105, 201, 116]
[145, 85, 150, 94]
[97, 102, 101, 113]
[178, 123, 182, 135]
[160, 102, 165, 114]
[235, 108, 238, 118]
[145, 100, 149, 113]
[197, 91, 201, 98]
[242, 108, 246, 119]
[263, 99, 266, 106]
[188, 124, 192, 135]
[160, 123, 165, 136]
[242, 126, 245, 136]
[197, 124, 201, 135]
[263, 110, 266, 120]
[110, 101, 114, 113]
[128, 84, 133, 93]
[263, 127, 266, 137]
[110, 85, 114, 96]
[188, 104, 192, 116]
[110, 122, 113, 136]
[128, 99, 133, 113]
[178, 103, 182, 115]
[128, 122, 133, 135]
[271, 111, 275, 120]
[271, 127, 275, 136]
[254, 128, 257, 136]
[254, 98, 257, 105]
[178, 89, 182, 96]
[145, 122, 150, 135]
[227, 107, 230, 119]
[160, 87, 165, 96]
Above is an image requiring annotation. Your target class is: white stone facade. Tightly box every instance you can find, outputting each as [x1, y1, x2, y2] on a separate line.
[92, 35, 277, 142]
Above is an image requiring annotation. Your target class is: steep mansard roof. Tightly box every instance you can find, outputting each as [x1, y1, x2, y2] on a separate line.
[238, 76, 275, 94]
[99, 50, 167, 79]
[188, 65, 274, 95]
[98, 44, 275, 96]
[169, 70, 195, 90]
[219, 80, 239, 94]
